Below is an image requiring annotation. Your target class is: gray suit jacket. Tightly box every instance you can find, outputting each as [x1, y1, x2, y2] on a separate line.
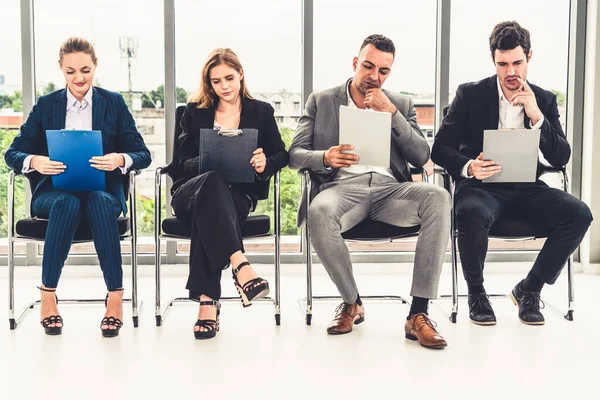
[289, 80, 429, 227]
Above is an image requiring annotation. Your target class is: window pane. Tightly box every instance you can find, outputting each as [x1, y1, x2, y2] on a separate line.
[33, 0, 165, 254]
[448, 0, 569, 251]
[175, 0, 302, 253]
[0, 2, 26, 255]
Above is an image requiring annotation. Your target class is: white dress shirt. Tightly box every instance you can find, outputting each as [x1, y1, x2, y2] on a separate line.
[333, 80, 395, 181]
[460, 78, 547, 178]
[22, 87, 133, 175]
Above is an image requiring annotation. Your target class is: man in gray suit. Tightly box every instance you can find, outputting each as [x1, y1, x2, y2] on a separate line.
[289, 34, 451, 349]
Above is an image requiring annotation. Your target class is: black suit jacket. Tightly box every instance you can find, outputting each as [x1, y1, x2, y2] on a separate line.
[174, 97, 289, 210]
[431, 75, 570, 180]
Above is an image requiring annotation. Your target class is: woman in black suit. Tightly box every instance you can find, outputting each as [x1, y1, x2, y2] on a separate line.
[173, 48, 289, 339]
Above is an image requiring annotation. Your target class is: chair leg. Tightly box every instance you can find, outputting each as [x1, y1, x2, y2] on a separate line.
[8, 238, 16, 330]
[305, 224, 313, 326]
[450, 230, 459, 324]
[155, 237, 162, 327]
[565, 255, 574, 321]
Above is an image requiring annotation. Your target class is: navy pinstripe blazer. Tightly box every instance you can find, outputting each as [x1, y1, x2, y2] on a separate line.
[4, 87, 151, 215]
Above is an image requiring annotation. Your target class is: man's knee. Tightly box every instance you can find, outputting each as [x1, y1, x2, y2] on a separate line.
[570, 200, 593, 230]
[423, 185, 451, 215]
[87, 191, 120, 215]
[455, 201, 495, 232]
[307, 200, 337, 231]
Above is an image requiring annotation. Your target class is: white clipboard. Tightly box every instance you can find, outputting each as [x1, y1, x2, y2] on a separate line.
[339, 105, 391, 168]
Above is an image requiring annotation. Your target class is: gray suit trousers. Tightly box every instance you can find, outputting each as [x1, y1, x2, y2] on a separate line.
[307, 173, 451, 303]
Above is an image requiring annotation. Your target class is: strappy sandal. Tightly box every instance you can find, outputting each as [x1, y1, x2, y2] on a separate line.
[38, 286, 63, 336]
[194, 300, 221, 340]
[232, 261, 269, 308]
[101, 288, 124, 338]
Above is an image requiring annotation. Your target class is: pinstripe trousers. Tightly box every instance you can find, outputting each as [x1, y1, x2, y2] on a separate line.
[31, 190, 123, 290]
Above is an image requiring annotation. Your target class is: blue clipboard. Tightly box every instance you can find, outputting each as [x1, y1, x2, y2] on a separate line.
[45, 130, 106, 192]
[199, 128, 259, 183]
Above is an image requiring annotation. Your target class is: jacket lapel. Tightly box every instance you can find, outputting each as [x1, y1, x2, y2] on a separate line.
[332, 81, 349, 143]
[52, 89, 68, 129]
[487, 76, 500, 129]
[92, 87, 105, 131]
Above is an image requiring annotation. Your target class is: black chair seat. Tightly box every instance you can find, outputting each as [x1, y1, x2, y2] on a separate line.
[342, 220, 420, 241]
[489, 218, 549, 238]
[162, 215, 271, 239]
[15, 217, 131, 241]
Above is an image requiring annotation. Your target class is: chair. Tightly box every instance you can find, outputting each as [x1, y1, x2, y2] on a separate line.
[298, 168, 429, 325]
[437, 166, 575, 323]
[7, 169, 141, 330]
[154, 105, 281, 326]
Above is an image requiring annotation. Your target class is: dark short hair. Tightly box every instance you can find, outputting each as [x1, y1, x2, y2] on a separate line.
[360, 34, 395, 57]
[489, 21, 531, 60]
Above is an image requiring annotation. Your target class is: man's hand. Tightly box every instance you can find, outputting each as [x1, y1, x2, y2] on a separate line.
[364, 89, 397, 115]
[467, 152, 502, 180]
[31, 156, 66, 175]
[324, 144, 358, 168]
[250, 148, 266, 174]
[90, 153, 126, 171]
[510, 78, 543, 125]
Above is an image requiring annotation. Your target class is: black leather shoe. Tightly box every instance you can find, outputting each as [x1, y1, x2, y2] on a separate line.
[510, 282, 545, 325]
[467, 293, 497, 325]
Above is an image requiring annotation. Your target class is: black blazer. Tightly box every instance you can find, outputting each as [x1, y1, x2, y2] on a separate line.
[174, 97, 289, 210]
[431, 75, 571, 180]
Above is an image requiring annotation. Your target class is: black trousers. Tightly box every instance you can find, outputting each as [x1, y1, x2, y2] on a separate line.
[171, 171, 251, 300]
[454, 179, 592, 288]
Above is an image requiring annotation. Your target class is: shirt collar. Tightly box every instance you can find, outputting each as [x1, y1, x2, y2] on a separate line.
[66, 87, 93, 111]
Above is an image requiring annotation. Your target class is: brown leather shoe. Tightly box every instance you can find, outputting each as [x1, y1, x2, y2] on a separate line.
[326, 302, 365, 335]
[405, 313, 447, 349]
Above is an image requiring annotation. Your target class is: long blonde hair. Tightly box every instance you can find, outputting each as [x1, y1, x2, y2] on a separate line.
[188, 48, 254, 108]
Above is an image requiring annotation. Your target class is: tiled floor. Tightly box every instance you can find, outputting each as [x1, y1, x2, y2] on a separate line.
[0, 262, 597, 400]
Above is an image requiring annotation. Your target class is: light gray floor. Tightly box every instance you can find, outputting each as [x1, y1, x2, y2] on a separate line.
[0, 262, 597, 400]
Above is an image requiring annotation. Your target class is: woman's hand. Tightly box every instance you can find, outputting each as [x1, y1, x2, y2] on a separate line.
[90, 153, 125, 171]
[31, 156, 66, 175]
[250, 148, 266, 174]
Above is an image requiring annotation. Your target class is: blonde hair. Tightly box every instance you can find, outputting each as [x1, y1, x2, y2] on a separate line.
[59, 37, 98, 66]
[188, 48, 253, 108]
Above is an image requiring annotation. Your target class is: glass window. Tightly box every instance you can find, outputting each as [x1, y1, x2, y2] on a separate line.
[175, 0, 302, 253]
[313, 0, 437, 252]
[448, 0, 569, 252]
[0, 1, 26, 255]
[33, 0, 165, 254]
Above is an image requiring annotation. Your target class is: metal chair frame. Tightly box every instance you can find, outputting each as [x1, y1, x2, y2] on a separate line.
[153, 169, 282, 326]
[437, 168, 574, 323]
[298, 168, 429, 325]
[7, 169, 141, 330]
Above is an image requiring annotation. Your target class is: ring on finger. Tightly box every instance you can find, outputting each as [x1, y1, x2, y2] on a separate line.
[482, 167, 487, 172]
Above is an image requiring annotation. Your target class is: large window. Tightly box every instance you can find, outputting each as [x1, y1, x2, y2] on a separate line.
[449, 0, 570, 252]
[0, 1, 26, 255]
[175, 0, 302, 253]
[33, 0, 165, 254]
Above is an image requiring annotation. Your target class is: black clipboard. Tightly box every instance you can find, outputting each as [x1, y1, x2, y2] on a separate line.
[199, 128, 259, 183]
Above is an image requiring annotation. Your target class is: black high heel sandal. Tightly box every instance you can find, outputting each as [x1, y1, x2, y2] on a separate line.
[101, 288, 124, 338]
[194, 300, 221, 340]
[232, 261, 270, 308]
[38, 286, 63, 336]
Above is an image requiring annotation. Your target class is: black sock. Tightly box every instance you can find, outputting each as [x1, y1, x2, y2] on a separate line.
[522, 270, 544, 293]
[467, 284, 485, 295]
[408, 296, 429, 319]
[355, 294, 362, 306]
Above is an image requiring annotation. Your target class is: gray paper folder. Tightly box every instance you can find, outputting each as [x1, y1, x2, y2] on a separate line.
[45, 130, 105, 191]
[482, 128, 541, 183]
[199, 128, 259, 183]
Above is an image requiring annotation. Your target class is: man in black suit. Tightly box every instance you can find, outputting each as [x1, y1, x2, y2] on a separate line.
[432, 21, 592, 326]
